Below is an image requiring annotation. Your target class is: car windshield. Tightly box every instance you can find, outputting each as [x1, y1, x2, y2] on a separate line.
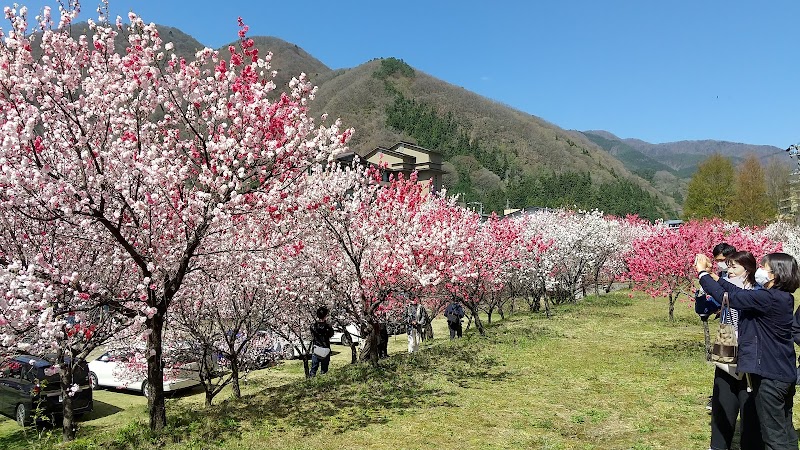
[24, 358, 90, 386]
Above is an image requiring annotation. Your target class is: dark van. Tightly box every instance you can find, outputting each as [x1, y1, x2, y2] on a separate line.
[0, 355, 93, 426]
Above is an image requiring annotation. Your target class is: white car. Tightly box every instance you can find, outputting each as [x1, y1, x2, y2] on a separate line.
[87, 350, 201, 397]
[331, 324, 363, 346]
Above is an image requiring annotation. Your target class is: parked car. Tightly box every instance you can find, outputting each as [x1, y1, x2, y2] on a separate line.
[0, 355, 93, 426]
[331, 324, 363, 346]
[239, 330, 287, 369]
[88, 350, 201, 397]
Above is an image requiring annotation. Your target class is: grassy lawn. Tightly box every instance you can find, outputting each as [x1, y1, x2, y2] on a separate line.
[1, 291, 793, 449]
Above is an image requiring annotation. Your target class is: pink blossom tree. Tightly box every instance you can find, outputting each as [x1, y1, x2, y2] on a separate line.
[0, 2, 350, 431]
[626, 219, 781, 321]
[0, 211, 142, 439]
[298, 161, 442, 364]
[432, 211, 525, 335]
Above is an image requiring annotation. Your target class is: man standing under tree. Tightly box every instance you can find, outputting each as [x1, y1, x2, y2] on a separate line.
[445, 300, 465, 339]
[309, 306, 334, 377]
[406, 296, 428, 353]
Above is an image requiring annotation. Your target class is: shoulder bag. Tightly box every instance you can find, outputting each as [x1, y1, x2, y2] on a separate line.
[711, 293, 737, 364]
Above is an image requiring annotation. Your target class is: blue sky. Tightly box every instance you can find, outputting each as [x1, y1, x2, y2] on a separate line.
[9, 0, 800, 148]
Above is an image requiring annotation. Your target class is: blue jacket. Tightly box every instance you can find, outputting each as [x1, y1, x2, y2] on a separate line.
[700, 275, 796, 383]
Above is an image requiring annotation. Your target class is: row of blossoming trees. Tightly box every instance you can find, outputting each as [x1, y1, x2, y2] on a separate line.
[0, 2, 798, 442]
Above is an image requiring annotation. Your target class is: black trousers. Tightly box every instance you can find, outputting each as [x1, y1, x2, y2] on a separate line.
[750, 374, 798, 450]
[448, 320, 462, 339]
[378, 328, 389, 358]
[710, 368, 762, 450]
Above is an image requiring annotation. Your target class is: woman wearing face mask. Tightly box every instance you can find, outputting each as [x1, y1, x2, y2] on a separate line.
[703, 251, 762, 450]
[696, 252, 799, 450]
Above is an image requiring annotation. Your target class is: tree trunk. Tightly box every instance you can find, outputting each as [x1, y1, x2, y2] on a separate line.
[301, 356, 310, 378]
[204, 391, 213, 407]
[604, 278, 614, 294]
[544, 296, 551, 319]
[358, 322, 380, 367]
[668, 292, 675, 322]
[350, 342, 357, 364]
[465, 304, 485, 335]
[230, 358, 241, 399]
[60, 362, 76, 441]
[498, 306, 505, 321]
[146, 307, 167, 432]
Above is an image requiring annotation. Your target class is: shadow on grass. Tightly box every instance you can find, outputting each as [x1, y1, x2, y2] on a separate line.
[83, 399, 123, 420]
[153, 339, 515, 447]
[0, 427, 30, 450]
[645, 338, 705, 361]
[0, 412, 105, 450]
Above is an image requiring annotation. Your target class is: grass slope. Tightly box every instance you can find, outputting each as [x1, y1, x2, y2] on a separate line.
[3, 292, 794, 450]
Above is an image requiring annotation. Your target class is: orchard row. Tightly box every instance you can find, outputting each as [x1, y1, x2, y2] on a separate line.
[0, 2, 795, 441]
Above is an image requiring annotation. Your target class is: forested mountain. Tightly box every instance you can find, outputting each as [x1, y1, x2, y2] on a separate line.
[303, 58, 678, 219]
[580, 130, 788, 207]
[582, 130, 785, 177]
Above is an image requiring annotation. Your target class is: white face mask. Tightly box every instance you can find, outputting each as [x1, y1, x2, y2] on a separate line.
[717, 262, 728, 272]
[754, 268, 770, 286]
[726, 274, 746, 288]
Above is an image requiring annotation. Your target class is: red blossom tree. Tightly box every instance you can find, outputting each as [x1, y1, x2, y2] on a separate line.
[625, 219, 781, 321]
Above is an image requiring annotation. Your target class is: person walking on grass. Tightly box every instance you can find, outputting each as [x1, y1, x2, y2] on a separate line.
[444, 299, 465, 339]
[309, 306, 334, 377]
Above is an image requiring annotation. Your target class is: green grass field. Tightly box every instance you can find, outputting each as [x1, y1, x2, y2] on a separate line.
[1, 291, 794, 449]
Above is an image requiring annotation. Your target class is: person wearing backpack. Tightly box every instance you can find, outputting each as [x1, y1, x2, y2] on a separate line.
[444, 300, 465, 339]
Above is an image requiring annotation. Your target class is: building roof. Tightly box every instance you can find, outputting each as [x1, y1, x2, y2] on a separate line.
[363, 146, 416, 162]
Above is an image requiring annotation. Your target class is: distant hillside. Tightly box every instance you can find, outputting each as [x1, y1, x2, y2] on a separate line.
[306, 58, 678, 218]
[584, 131, 786, 177]
[580, 131, 789, 205]
[580, 131, 687, 205]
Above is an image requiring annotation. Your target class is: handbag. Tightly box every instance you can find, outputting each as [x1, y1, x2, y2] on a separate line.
[711, 293, 737, 364]
[312, 345, 331, 358]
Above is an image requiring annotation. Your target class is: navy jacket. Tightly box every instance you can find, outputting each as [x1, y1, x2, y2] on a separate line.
[700, 275, 796, 383]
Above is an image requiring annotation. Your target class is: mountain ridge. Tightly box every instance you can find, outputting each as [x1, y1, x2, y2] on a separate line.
[39, 23, 787, 218]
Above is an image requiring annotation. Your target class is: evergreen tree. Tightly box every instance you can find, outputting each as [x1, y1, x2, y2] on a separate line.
[683, 154, 735, 220]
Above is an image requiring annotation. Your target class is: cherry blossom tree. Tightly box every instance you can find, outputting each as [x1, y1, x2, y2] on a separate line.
[0, 2, 350, 431]
[762, 221, 800, 260]
[626, 219, 780, 321]
[432, 211, 525, 335]
[506, 215, 553, 315]
[0, 208, 143, 439]
[298, 161, 443, 364]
